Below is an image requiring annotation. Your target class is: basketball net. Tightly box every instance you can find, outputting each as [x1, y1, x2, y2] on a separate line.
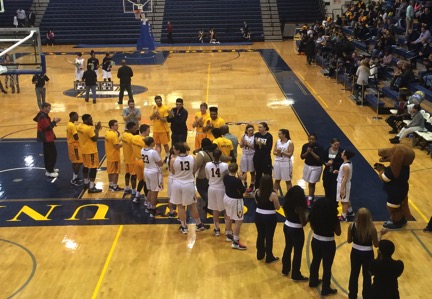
[134, 4, 144, 20]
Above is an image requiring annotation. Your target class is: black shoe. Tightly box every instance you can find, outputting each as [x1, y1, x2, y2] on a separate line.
[321, 288, 338, 296]
[292, 274, 308, 282]
[265, 257, 279, 264]
[424, 226, 432, 232]
[281, 270, 290, 276]
[257, 253, 265, 261]
[85, 98, 89, 102]
[389, 137, 400, 144]
[93, 100, 96, 104]
[388, 129, 398, 134]
[70, 178, 82, 186]
[88, 187, 102, 193]
[309, 279, 322, 288]
[124, 189, 132, 195]
[117, 101, 123, 105]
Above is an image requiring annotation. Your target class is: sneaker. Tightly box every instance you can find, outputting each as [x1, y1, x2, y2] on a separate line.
[196, 223, 209, 231]
[93, 100, 96, 104]
[54, 169, 59, 173]
[338, 215, 347, 222]
[85, 98, 89, 102]
[226, 234, 233, 242]
[389, 137, 400, 144]
[88, 187, 102, 193]
[45, 172, 58, 178]
[70, 178, 81, 186]
[168, 211, 178, 218]
[179, 225, 188, 234]
[132, 197, 140, 204]
[213, 228, 221, 236]
[116, 101, 123, 105]
[388, 129, 398, 134]
[124, 189, 132, 195]
[231, 240, 247, 250]
[321, 288, 337, 296]
[109, 186, 124, 192]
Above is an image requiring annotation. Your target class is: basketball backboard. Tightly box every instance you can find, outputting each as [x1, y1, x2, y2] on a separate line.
[0, 0, 4, 13]
[123, 0, 153, 13]
[0, 28, 45, 75]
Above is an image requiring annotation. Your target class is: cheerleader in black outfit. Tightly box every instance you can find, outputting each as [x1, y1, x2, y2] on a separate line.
[281, 185, 309, 281]
[254, 174, 280, 263]
[308, 197, 341, 296]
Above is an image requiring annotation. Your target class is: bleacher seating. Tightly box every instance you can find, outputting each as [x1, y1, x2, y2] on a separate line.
[277, 0, 325, 25]
[161, 0, 264, 43]
[0, 0, 33, 28]
[39, 0, 142, 45]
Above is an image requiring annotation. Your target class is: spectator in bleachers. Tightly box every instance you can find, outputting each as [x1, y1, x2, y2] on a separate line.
[410, 24, 431, 51]
[412, 37, 431, 66]
[385, 93, 409, 133]
[421, 53, 432, 86]
[390, 61, 416, 90]
[28, 10, 36, 27]
[396, 0, 408, 28]
[16, 8, 26, 27]
[198, 29, 205, 43]
[390, 104, 425, 143]
[406, 1, 415, 35]
[419, 7, 432, 29]
[405, 27, 420, 50]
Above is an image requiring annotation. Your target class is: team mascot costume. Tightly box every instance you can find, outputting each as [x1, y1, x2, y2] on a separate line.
[373, 144, 414, 229]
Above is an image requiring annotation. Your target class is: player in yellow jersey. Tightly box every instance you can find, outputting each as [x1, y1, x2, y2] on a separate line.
[105, 120, 123, 191]
[131, 124, 150, 203]
[203, 106, 225, 141]
[212, 127, 235, 161]
[67, 112, 83, 186]
[192, 102, 210, 150]
[121, 122, 138, 196]
[77, 114, 102, 193]
[149, 95, 170, 163]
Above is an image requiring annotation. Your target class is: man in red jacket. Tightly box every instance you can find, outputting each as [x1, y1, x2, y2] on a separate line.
[33, 102, 61, 178]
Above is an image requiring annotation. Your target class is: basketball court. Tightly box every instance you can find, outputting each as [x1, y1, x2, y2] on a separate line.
[0, 3, 431, 298]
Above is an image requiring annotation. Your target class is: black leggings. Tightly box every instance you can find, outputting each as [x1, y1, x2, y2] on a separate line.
[254, 212, 277, 262]
[309, 238, 336, 290]
[349, 248, 374, 299]
[282, 225, 305, 277]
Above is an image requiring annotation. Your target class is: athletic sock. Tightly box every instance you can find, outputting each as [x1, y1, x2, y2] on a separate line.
[90, 182, 95, 189]
[226, 230, 233, 236]
[233, 235, 240, 242]
[72, 173, 78, 180]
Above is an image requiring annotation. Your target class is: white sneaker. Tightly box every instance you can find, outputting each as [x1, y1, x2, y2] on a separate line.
[54, 168, 59, 173]
[45, 172, 58, 178]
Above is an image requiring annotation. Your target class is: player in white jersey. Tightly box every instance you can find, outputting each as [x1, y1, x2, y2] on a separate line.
[336, 150, 355, 221]
[74, 52, 84, 81]
[205, 149, 229, 236]
[239, 124, 256, 193]
[273, 129, 294, 194]
[142, 137, 163, 217]
[170, 142, 208, 234]
[166, 147, 177, 218]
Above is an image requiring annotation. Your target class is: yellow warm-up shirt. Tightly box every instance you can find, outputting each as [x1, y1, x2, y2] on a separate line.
[77, 123, 97, 154]
[121, 131, 135, 164]
[105, 130, 121, 162]
[152, 105, 170, 133]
